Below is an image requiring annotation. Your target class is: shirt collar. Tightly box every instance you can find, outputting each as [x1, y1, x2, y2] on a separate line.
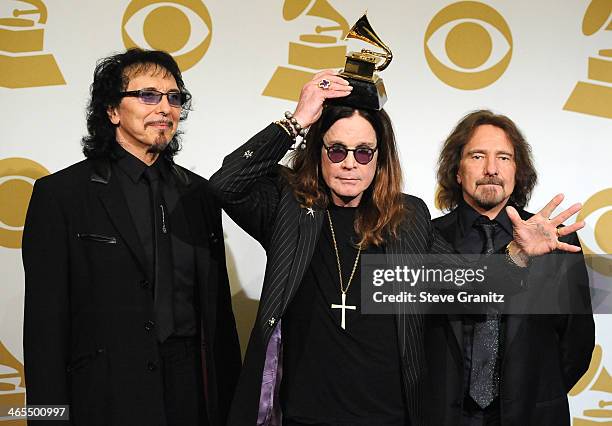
[457, 199, 513, 236]
[112, 143, 171, 183]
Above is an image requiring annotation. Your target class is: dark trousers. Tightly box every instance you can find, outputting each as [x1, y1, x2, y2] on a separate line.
[461, 397, 500, 426]
[159, 336, 208, 426]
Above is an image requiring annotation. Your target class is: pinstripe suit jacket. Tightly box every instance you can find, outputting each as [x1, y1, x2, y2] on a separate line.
[210, 124, 463, 426]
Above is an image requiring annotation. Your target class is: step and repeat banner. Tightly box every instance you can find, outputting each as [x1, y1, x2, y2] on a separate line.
[1, 0, 610, 424]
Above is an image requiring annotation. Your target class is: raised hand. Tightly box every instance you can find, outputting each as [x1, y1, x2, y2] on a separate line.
[292, 70, 352, 129]
[507, 193, 585, 258]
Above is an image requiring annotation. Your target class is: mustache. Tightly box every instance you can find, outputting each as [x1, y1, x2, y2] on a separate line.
[145, 120, 173, 128]
[476, 177, 504, 186]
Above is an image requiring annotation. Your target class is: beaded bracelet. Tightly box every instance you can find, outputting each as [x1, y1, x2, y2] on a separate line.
[284, 111, 308, 138]
[274, 120, 294, 138]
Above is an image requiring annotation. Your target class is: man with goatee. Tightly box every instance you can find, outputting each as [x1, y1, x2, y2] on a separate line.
[22, 48, 240, 426]
[426, 110, 594, 426]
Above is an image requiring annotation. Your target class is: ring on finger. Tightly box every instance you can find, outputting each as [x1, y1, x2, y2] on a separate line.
[556, 227, 561, 238]
[318, 79, 331, 90]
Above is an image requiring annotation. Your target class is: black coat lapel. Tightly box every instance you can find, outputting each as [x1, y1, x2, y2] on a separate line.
[501, 207, 532, 354]
[93, 160, 149, 280]
[385, 237, 411, 358]
[182, 185, 217, 342]
[432, 210, 464, 350]
[281, 205, 324, 312]
[385, 232, 426, 426]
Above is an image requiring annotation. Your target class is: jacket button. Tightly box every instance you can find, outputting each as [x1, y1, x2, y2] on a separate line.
[144, 320, 155, 331]
[147, 361, 158, 371]
[268, 317, 276, 327]
[140, 279, 150, 289]
[209, 232, 219, 244]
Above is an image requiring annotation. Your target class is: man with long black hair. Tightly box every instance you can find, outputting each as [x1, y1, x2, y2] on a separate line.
[22, 48, 240, 426]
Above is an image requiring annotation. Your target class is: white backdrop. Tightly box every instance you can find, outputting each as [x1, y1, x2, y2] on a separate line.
[1, 0, 611, 424]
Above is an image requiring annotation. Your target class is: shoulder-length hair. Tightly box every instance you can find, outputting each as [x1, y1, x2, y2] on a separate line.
[436, 109, 537, 211]
[81, 48, 192, 159]
[283, 105, 406, 248]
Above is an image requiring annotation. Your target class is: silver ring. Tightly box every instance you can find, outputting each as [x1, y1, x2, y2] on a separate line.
[318, 79, 331, 90]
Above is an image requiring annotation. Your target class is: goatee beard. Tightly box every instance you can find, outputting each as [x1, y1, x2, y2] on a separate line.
[146, 134, 170, 154]
[474, 188, 506, 210]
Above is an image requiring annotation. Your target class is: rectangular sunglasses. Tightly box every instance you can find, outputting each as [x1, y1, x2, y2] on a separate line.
[120, 89, 191, 107]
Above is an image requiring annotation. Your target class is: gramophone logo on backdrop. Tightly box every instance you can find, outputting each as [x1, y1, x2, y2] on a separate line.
[570, 345, 612, 425]
[0, 341, 25, 425]
[122, 0, 213, 71]
[577, 188, 612, 278]
[263, 0, 350, 101]
[564, 0, 612, 120]
[0, 0, 65, 89]
[0, 158, 49, 249]
[424, 1, 512, 90]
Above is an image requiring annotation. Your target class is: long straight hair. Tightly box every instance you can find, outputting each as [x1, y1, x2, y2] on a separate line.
[283, 105, 406, 247]
[436, 109, 537, 211]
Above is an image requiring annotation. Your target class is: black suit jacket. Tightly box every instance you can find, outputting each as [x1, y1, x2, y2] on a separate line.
[425, 207, 595, 426]
[209, 124, 493, 426]
[22, 157, 241, 426]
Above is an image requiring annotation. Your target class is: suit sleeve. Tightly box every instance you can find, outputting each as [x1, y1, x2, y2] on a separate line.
[556, 233, 595, 391]
[22, 179, 71, 411]
[209, 124, 295, 250]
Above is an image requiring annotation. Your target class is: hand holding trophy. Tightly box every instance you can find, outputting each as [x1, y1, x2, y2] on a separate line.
[292, 13, 394, 128]
[293, 70, 352, 128]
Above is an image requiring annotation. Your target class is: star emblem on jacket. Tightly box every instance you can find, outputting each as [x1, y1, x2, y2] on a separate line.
[243, 150, 253, 159]
[306, 207, 315, 217]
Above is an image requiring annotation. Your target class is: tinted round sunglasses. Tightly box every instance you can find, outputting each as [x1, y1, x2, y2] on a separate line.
[120, 89, 191, 108]
[323, 144, 378, 165]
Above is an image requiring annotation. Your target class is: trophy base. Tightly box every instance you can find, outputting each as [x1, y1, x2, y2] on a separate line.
[328, 75, 388, 110]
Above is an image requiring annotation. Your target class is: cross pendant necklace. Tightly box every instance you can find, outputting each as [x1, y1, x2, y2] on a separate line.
[331, 293, 356, 330]
[327, 210, 361, 330]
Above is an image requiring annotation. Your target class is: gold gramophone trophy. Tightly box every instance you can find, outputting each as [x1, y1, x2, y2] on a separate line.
[330, 13, 393, 110]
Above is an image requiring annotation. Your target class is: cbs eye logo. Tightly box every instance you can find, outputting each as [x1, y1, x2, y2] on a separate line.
[122, 0, 213, 71]
[577, 188, 612, 277]
[424, 1, 513, 90]
[0, 158, 49, 249]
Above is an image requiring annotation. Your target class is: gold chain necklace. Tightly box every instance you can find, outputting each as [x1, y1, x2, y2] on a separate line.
[327, 209, 361, 330]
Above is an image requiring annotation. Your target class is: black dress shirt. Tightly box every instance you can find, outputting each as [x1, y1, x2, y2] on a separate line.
[281, 205, 406, 425]
[112, 145, 198, 337]
[455, 200, 513, 409]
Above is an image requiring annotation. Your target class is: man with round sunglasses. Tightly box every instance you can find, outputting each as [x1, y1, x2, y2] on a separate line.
[22, 48, 240, 426]
[210, 71, 585, 426]
[323, 144, 377, 165]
